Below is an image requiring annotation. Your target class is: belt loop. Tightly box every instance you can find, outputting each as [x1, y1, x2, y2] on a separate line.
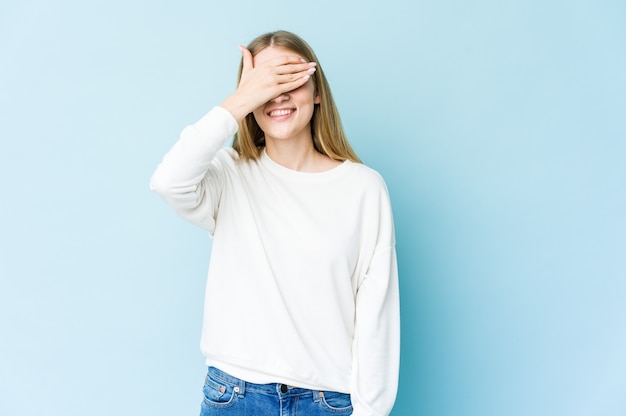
[234, 378, 246, 397]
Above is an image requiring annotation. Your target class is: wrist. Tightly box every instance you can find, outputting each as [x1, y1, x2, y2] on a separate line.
[220, 93, 252, 123]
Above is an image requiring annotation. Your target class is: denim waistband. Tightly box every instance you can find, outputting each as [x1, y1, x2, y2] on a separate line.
[207, 366, 324, 398]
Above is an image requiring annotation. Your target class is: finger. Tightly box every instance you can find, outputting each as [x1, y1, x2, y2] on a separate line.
[275, 61, 317, 76]
[277, 66, 316, 84]
[266, 54, 313, 70]
[276, 73, 313, 95]
[239, 46, 253, 72]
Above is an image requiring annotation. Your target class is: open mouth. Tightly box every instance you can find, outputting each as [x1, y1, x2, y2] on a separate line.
[268, 108, 296, 117]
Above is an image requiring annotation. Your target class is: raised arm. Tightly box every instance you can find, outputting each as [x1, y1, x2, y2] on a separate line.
[149, 106, 238, 231]
[150, 47, 317, 231]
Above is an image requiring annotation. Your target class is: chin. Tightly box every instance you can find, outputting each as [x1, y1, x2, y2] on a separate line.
[265, 133, 295, 142]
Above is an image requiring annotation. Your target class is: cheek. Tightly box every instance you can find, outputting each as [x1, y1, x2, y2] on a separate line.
[251, 109, 266, 128]
[252, 104, 267, 117]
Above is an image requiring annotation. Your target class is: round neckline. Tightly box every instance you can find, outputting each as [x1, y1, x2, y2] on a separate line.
[260, 148, 352, 182]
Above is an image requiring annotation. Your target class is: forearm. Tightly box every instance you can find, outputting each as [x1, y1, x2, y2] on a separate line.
[351, 246, 401, 416]
[150, 106, 236, 191]
[150, 106, 238, 229]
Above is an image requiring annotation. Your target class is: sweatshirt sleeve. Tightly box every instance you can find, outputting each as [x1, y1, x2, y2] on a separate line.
[149, 106, 238, 232]
[350, 182, 401, 416]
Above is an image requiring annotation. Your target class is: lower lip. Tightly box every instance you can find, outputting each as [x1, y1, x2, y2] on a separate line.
[268, 110, 296, 121]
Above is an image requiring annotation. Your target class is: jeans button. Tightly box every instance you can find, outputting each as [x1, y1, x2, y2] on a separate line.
[280, 384, 288, 393]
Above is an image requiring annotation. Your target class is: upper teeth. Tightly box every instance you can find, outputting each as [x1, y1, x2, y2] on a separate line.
[269, 109, 293, 116]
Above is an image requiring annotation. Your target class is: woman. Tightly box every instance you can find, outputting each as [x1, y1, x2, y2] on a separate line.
[151, 30, 400, 416]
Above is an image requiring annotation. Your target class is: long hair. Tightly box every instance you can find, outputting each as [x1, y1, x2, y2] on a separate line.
[232, 30, 361, 163]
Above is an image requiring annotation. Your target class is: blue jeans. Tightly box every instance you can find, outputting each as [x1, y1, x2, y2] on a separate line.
[200, 366, 353, 416]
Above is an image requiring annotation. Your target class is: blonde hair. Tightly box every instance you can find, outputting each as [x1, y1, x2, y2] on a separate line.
[232, 30, 361, 163]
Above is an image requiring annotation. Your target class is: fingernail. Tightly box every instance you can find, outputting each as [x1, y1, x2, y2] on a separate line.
[308, 62, 317, 67]
[302, 75, 310, 81]
[308, 67, 316, 74]
[300, 58, 307, 63]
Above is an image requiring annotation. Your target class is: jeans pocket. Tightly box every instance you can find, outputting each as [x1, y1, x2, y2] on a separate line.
[202, 375, 237, 408]
[319, 391, 353, 413]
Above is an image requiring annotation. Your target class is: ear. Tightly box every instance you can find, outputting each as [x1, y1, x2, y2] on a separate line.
[314, 93, 321, 104]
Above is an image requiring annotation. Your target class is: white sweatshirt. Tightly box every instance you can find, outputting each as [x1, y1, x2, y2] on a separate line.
[150, 106, 400, 416]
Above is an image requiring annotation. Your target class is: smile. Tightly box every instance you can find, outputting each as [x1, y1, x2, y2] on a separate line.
[268, 108, 295, 117]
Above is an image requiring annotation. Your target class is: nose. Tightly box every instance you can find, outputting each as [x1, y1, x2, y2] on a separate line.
[270, 92, 290, 103]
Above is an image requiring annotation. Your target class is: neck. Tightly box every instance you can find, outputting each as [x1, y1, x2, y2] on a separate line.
[265, 137, 320, 172]
[264, 138, 343, 173]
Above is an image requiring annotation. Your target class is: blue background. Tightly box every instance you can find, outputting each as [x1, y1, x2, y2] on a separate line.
[1, 1, 625, 415]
